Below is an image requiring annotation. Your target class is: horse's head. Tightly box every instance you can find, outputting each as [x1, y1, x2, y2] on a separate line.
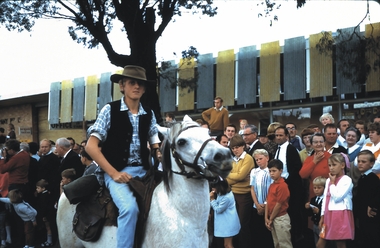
[158, 115, 232, 186]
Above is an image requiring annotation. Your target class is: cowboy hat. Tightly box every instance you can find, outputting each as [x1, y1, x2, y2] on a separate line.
[110, 65, 155, 83]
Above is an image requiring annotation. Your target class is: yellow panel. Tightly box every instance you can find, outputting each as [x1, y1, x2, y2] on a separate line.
[260, 41, 281, 102]
[60, 80, 73, 123]
[309, 32, 333, 98]
[216, 49, 235, 106]
[365, 22, 380, 92]
[178, 58, 195, 111]
[85, 75, 99, 121]
[112, 69, 124, 101]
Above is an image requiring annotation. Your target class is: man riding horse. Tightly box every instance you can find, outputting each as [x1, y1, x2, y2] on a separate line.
[86, 65, 161, 248]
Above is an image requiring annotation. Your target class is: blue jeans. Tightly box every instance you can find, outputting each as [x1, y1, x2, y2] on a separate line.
[104, 166, 146, 248]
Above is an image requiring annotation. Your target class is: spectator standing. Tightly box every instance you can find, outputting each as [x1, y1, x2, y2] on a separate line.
[299, 128, 315, 163]
[265, 159, 292, 248]
[80, 150, 98, 176]
[55, 138, 84, 179]
[345, 127, 362, 162]
[6, 124, 16, 140]
[224, 124, 236, 141]
[323, 124, 347, 154]
[35, 179, 54, 247]
[226, 135, 254, 248]
[0, 128, 6, 149]
[304, 176, 326, 245]
[215, 134, 229, 148]
[209, 179, 240, 248]
[0, 139, 29, 194]
[238, 119, 248, 135]
[337, 119, 351, 148]
[242, 125, 265, 167]
[354, 150, 380, 248]
[300, 133, 331, 201]
[317, 153, 354, 248]
[274, 126, 304, 245]
[258, 128, 268, 146]
[265, 122, 282, 160]
[250, 149, 274, 248]
[286, 122, 305, 151]
[202, 96, 229, 136]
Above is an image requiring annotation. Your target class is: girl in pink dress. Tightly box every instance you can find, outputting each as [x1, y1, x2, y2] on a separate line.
[317, 153, 354, 248]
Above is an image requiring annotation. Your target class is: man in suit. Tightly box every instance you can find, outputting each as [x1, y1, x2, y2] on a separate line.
[242, 124, 265, 166]
[55, 138, 84, 179]
[274, 126, 305, 246]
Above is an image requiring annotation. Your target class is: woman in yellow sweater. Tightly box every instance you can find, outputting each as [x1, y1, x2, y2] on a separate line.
[227, 135, 255, 248]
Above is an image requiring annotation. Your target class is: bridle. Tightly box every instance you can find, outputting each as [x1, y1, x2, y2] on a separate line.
[169, 125, 219, 181]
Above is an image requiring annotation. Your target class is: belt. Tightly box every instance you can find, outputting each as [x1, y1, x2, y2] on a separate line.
[129, 162, 142, 166]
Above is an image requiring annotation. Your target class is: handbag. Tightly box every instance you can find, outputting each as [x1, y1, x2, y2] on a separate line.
[63, 174, 100, 204]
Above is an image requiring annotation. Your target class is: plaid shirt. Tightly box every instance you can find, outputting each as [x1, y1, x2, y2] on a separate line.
[87, 97, 159, 185]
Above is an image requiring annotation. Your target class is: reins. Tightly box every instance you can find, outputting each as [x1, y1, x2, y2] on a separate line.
[169, 124, 217, 180]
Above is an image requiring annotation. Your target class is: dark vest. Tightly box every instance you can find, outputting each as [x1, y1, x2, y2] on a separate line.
[101, 101, 152, 171]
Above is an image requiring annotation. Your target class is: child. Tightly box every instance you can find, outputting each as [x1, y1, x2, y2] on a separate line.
[318, 153, 354, 248]
[0, 189, 37, 248]
[59, 168, 76, 196]
[265, 159, 292, 248]
[250, 149, 274, 248]
[354, 150, 380, 247]
[305, 176, 326, 244]
[209, 178, 240, 248]
[35, 179, 54, 247]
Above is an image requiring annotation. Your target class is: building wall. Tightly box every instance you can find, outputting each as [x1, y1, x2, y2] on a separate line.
[0, 104, 33, 142]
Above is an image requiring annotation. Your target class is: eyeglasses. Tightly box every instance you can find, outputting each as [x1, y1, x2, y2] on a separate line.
[286, 127, 296, 130]
[242, 133, 254, 137]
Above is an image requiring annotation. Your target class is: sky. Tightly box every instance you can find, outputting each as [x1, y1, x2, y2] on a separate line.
[0, 0, 379, 100]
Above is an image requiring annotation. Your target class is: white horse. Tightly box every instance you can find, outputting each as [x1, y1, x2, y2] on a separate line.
[57, 115, 232, 248]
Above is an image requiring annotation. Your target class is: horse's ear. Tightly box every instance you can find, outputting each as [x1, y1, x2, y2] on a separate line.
[156, 124, 169, 140]
[183, 115, 192, 122]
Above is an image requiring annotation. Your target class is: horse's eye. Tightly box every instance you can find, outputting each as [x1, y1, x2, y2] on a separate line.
[177, 139, 186, 146]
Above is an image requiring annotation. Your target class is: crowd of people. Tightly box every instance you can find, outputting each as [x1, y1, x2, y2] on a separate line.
[1, 63, 380, 248]
[0, 135, 90, 248]
[197, 98, 380, 248]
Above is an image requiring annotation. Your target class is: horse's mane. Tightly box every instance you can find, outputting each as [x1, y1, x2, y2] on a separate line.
[160, 120, 200, 192]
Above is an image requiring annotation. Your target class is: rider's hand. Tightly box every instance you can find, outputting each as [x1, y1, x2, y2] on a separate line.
[112, 171, 133, 183]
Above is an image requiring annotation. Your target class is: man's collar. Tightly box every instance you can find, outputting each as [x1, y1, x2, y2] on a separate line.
[249, 139, 259, 149]
[214, 106, 224, 111]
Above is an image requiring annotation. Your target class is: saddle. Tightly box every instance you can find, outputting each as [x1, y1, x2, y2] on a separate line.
[65, 164, 163, 246]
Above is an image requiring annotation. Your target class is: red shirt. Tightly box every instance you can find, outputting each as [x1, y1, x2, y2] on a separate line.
[267, 177, 290, 218]
[0, 150, 29, 185]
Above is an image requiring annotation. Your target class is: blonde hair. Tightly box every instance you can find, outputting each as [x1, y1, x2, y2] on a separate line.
[313, 176, 327, 187]
[267, 122, 282, 135]
[319, 113, 335, 124]
[253, 149, 269, 157]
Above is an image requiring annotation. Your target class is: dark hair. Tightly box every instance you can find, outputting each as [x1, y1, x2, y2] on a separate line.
[36, 179, 49, 189]
[28, 142, 39, 155]
[61, 168, 76, 180]
[225, 124, 237, 132]
[0, 128, 4, 133]
[165, 112, 175, 119]
[307, 124, 320, 130]
[8, 189, 23, 203]
[310, 132, 326, 144]
[80, 149, 93, 161]
[371, 114, 380, 123]
[323, 123, 337, 133]
[368, 122, 380, 135]
[5, 139, 20, 152]
[355, 120, 367, 131]
[275, 126, 289, 136]
[268, 159, 283, 170]
[344, 127, 361, 142]
[358, 150, 375, 163]
[338, 119, 351, 129]
[285, 122, 297, 129]
[211, 178, 230, 196]
[67, 137, 75, 145]
[215, 134, 228, 144]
